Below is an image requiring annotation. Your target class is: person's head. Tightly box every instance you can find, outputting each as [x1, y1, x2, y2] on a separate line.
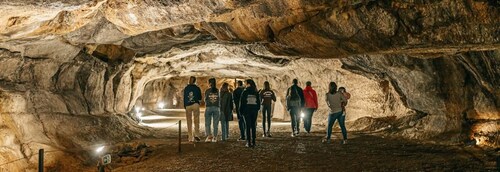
[189, 76, 196, 84]
[237, 80, 243, 87]
[306, 81, 312, 86]
[264, 81, 270, 90]
[292, 79, 298, 85]
[338, 87, 346, 93]
[221, 82, 229, 92]
[245, 79, 257, 91]
[208, 78, 217, 91]
[329, 82, 338, 94]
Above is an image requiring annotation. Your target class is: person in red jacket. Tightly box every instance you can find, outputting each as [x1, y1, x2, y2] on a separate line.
[302, 81, 318, 134]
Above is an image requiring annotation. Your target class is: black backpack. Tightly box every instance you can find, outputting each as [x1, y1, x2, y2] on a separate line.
[289, 87, 300, 100]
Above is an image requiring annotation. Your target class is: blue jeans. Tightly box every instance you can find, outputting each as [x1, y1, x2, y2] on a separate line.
[236, 105, 246, 139]
[326, 111, 347, 141]
[205, 106, 220, 137]
[289, 106, 301, 134]
[221, 115, 229, 141]
[303, 108, 315, 133]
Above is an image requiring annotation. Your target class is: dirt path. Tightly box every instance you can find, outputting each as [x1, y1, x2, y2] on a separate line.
[107, 125, 497, 172]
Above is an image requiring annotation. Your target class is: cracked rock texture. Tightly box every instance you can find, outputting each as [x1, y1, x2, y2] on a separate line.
[0, 0, 498, 171]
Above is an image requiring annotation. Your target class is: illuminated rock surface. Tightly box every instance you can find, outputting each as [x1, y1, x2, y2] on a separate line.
[0, 0, 498, 171]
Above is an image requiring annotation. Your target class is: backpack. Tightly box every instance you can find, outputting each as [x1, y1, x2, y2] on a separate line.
[287, 86, 301, 107]
[289, 87, 300, 100]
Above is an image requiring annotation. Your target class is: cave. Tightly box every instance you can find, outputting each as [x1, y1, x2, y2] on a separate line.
[0, 0, 499, 171]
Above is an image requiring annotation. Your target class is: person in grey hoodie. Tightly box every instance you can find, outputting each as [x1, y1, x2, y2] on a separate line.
[204, 78, 220, 143]
[323, 81, 347, 144]
[219, 83, 233, 141]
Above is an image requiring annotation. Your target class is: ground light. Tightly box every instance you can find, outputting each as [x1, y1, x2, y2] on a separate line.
[300, 112, 305, 118]
[95, 146, 105, 154]
[158, 102, 165, 109]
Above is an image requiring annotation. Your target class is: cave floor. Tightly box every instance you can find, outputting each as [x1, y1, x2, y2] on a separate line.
[106, 124, 497, 172]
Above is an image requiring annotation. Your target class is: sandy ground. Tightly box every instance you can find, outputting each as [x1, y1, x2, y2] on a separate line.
[96, 123, 499, 172]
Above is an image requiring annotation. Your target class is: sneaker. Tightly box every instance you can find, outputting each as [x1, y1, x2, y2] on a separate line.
[342, 140, 347, 145]
[291, 133, 296, 137]
[212, 136, 218, 143]
[194, 137, 201, 142]
[237, 138, 246, 141]
[205, 136, 212, 143]
[267, 133, 272, 137]
[322, 138, 330, 144]
[262, 134, 267, 138]
[245, 143, 251, 148]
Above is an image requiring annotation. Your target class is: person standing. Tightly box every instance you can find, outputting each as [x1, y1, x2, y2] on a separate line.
[233, 80, 246, 141]
[220, 83, 233, 141]
[259, 81, 276, 137]
[286, 79, 305, 137]
[240, 79, 261, 148]
[204, 78, 220, 143]
[323, 82, 347, 144]
[302, 81, 318, 134]
[183, 76, 202, 142]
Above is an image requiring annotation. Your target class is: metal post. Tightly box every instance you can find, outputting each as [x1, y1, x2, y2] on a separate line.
[178, 120, 182, 153]
[38, 149, 44, 172]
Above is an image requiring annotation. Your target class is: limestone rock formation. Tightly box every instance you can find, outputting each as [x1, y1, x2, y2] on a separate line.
[0, 0, 498, 171]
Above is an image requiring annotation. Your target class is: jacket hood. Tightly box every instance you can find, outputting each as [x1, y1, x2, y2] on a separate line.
[304, 86, 314, 91]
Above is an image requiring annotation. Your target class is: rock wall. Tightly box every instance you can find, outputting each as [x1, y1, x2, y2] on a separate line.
[0, 0, 498, 170]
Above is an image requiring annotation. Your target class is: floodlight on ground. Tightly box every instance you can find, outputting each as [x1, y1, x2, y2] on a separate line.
[95, 146, 105, 153]
[136, 112, 143, 118]
[158, 102, 165, 109]
[300, 112, 305, 118]
[172, 98, 178, 106]
[135, 107, 141, 113]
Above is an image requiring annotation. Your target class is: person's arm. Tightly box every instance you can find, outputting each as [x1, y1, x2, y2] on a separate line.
[183, 88, 187, 109]
[239, 91, 247, 114]
[259, 90, 264, 104]
[285, 88, 290, 110]
[204, 90, 208, 104]
[313, 91, 318, 111]
[299, 87, 305, 107]
[325, 93, 330, 107]
[271, 90, 277, 102]
[197, 87, 202, 102]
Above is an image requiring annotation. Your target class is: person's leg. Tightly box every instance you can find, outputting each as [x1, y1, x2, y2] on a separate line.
[339, 113, 347, 141]
[193, 104, 200, 139]
[205, 107, 212, 137]
[221, 113, 226, 141]
[306, 108, 314, 133]
[289, 108, 296, 135]
[326, 112, 336, 142]
[251, 110, 258, 146]
[266, 105, 272, 135]
[225, 120, 229, 139]
[185, 105, 193, 141]
[294, 107, 301, 134]
[261, 106, 266, 134]
[244, 114, 252, 146]
[213, 108, 220, 139]
[237, 109, 246, 139]
[303, 108, 310, 133]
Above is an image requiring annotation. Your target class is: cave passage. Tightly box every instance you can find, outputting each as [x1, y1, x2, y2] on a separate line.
[0, 0, 499, 171]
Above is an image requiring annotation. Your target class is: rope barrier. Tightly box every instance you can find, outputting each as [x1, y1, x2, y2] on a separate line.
[0, 150, 61, 167]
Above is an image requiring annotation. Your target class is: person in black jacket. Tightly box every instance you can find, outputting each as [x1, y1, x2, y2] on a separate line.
[286, 78, 305, 137]
[259, 81, 276, 137]
[233, 80, 246, 141]
[183, 76, 202, 142]
[220, 83, 233, 141]
[240, 79, 261, 148]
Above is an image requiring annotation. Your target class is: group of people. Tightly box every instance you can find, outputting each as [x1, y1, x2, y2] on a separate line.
[183, 76, 351, 148]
